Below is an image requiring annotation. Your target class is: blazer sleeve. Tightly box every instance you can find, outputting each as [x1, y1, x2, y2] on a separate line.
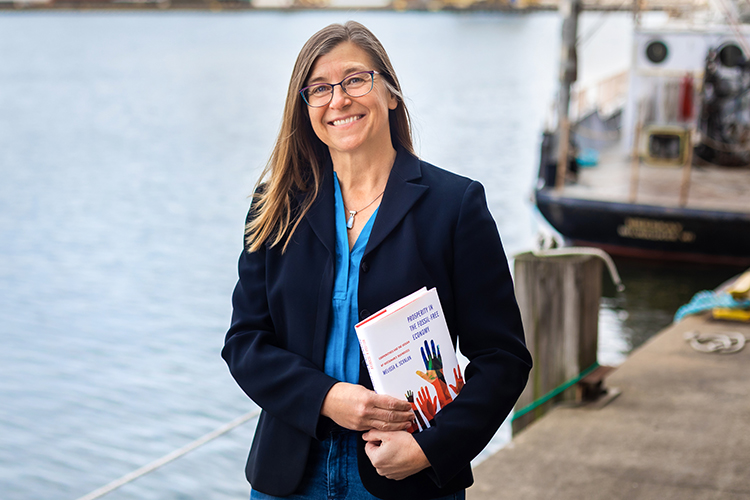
[221, 213, 339, 440]
[412, 181, 532, 485]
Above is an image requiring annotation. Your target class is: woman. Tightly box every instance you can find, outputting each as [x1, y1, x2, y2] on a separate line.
[222, 21, 532, 500]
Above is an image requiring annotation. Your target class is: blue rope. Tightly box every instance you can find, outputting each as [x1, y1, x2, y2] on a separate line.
[674, 290, 750, 323]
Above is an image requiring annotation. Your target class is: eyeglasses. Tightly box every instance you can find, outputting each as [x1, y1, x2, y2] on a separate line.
[299, 71, 378, 107]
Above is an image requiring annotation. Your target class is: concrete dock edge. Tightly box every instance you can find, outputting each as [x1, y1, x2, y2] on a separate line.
[469, 313, 750, 500]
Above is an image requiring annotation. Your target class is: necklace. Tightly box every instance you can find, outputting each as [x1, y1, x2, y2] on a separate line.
[344, 191, 384, 230]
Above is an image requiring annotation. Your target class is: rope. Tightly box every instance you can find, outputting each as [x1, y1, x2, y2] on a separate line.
[74, 409, 261, 500]
[674, 290, 750, 323]
[527, 247, 625, 292]
[512, 362, 600, 421]
[684, 330, 746, 354]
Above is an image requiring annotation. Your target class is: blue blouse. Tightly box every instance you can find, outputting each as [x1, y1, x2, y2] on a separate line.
[323, 173, 379, 384]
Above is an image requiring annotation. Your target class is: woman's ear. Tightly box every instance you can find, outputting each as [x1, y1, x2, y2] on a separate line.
[388, 93, 398, 110]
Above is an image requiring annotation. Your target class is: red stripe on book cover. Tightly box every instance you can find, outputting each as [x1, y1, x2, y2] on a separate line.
[355, 308, 387, 327]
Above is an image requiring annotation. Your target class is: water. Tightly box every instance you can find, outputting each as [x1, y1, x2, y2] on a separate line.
[0, 10, 741, 500]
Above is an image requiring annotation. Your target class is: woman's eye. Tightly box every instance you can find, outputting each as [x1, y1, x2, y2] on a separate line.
[311, 85, 331, 95]
[346, 77, 364, 86]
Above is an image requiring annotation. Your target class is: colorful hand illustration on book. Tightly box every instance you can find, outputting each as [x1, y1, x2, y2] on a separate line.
[449, 365, 464, 395]
[420, 340, 445, 381]
[416, 340, 452, 407]
[405, 390, 427, 432]
[415, 386, 438, 422]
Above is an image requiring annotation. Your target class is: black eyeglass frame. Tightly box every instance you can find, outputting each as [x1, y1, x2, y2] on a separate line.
[299, 71, 379, 108]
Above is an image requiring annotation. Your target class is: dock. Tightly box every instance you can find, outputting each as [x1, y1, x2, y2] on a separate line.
[469, 312, 750, 500]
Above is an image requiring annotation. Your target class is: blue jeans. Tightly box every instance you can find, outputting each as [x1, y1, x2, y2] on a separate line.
[250, 429, 465, 500]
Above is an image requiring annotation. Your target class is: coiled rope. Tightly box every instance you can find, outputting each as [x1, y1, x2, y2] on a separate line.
[684, 330, 746, 354]
[74, 409, 261, 500]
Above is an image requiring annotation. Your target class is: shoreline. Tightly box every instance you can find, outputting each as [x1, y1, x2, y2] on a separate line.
[0, 1, 664, 12]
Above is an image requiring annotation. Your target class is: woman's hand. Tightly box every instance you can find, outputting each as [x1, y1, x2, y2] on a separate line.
[321, 382, 414, 432]
[362, 430, 431, 480]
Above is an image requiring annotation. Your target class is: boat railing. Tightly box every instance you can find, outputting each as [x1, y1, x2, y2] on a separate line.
[571, 70, 629, 122]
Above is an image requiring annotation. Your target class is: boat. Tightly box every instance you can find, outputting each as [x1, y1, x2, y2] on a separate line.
[534, 0, 750, 267]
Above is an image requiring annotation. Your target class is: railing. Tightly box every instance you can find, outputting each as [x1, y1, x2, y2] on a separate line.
[571, 70, 629, 121]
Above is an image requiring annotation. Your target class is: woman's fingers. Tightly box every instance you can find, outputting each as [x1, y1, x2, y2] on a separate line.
[367, 404, 413, 430]
[372, 391, 412, 416]
[362, 430, 431, 480]
[358, 389, 414, 431]
[321, 382, 414, 431]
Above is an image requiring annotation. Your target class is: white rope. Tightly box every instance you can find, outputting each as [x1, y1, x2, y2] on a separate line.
[526, 246, 626, 292]
[684, 330, 746, 354]
[74, 409, 261, 500]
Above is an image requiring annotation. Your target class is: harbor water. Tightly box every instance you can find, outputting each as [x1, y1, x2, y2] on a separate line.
[0, 10, 741, 500]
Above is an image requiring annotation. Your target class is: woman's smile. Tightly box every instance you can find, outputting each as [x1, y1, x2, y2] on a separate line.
[329, 114, 365, 127]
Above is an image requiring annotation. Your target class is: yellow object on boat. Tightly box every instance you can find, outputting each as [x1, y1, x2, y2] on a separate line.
[712, 307, 750, 322]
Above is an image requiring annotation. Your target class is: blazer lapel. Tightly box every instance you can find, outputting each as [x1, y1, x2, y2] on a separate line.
[365, 148, 428, 256]
[304, 161, 336, 257]
[303, 161, 336, 368]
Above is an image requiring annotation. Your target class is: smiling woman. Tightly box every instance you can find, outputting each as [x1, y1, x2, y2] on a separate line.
[304, 42, 397, 182]
[221, 20, 532, 500]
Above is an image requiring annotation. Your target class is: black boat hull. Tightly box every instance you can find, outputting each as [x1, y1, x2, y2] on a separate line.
[536, 189, 750, 266]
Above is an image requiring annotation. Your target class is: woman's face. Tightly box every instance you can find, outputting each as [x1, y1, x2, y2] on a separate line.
[304, 42, 398, 159]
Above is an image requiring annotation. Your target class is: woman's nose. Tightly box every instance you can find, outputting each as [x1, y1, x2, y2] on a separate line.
[329, 85, 351, 109]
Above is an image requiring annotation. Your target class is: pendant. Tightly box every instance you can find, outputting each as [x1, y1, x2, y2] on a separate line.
[346, 210, 357, 230]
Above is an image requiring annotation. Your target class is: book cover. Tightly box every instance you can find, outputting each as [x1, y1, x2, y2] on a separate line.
[355, 287, 464, 432]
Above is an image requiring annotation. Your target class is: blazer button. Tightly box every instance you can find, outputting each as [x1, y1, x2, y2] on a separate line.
[359, 309, 371, 321]
[361, 261, 369, 273]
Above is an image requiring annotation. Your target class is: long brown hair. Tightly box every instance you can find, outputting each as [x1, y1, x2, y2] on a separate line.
[245, 21, 414, 253]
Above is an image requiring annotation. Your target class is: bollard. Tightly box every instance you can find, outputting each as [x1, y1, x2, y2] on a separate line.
[512, 252, 602, 434]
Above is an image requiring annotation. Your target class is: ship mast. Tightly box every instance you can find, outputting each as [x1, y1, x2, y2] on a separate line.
[555, 0, 581, 190]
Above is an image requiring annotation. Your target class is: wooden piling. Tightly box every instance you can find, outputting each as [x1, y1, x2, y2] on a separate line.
[512, 253, 602, 434]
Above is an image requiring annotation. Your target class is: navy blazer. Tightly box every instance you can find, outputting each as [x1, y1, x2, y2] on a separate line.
[222, 148, 532, 499]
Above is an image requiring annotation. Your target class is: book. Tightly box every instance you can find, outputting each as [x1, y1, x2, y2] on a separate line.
[355, 287, 464, 432]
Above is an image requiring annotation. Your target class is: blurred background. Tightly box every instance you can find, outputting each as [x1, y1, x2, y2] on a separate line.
[0, 7, 741, 500]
